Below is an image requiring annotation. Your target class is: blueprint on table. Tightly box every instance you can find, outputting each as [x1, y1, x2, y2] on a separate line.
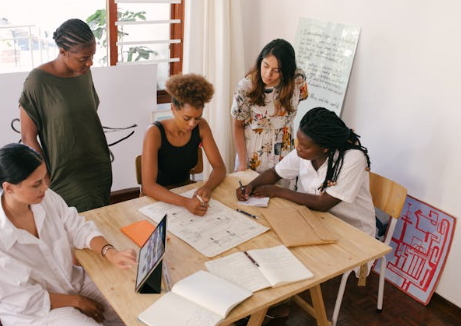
[138, 189, 269, 257]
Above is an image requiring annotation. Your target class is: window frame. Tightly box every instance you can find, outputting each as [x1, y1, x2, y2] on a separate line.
[107, 0, 184, 104]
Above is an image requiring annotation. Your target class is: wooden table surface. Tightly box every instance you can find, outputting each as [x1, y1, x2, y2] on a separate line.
[75, 170, 391, 326]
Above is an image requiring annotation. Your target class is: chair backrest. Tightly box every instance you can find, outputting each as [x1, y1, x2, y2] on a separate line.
[189, 146, 203, 175]
[135, 155, 142, 185]
[135, 147, 203, 187]
[369, 172, 407, 220]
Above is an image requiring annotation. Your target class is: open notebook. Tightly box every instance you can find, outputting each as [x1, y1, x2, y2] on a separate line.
[138, 270, 252, 326]
[205, 245, 314, 293]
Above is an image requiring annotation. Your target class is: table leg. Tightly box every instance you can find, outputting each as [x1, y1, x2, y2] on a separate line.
[294, 285, 331, 326]
[309, 285, 330, 326]
[247, 307, 268, 326]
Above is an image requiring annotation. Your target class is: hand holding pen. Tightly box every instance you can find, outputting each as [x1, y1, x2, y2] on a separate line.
[236, 180, 253, 201]
[186, 194, 209, 216]
[195, 194, 208, 208]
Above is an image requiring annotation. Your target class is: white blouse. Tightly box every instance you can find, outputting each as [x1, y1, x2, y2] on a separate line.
[275, 149, 376, 237]
[0, 189, 102, 326]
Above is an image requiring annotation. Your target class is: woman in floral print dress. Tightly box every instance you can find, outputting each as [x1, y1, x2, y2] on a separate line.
[231, 39, 308, 175]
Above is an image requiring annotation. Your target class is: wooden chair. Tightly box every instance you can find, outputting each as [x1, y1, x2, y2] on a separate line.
[135, 147, 203, 195]
[330, 172, 407, 326]
[189, 146, 204, 180]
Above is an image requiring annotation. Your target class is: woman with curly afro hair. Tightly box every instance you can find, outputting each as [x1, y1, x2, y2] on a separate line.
[141, 74, 226, 216]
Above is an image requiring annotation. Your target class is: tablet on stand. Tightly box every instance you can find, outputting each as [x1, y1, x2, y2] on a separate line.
[135, 214, 167, 293]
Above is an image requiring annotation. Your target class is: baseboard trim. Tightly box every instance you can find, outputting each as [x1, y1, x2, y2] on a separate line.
[110, 187, 140, 204]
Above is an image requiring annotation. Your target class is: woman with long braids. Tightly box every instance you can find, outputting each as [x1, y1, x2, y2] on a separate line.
[231, 39, 308, 174]
[19, 19, 111, 212]
[237, 107, 376, 238]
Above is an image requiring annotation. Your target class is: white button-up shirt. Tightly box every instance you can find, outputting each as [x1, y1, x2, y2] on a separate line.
[0, 189, 102, 326]
[275, 149, 376, 237]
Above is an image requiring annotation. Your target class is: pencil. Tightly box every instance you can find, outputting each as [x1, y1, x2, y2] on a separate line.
[243, 251, 260, 267]
[196, 194, 208, 207]
[236, 208, 259, 219]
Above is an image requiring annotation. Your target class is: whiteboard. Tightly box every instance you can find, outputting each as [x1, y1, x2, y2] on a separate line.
[293, 18, 360, 132]
[0, 64, 157, 191]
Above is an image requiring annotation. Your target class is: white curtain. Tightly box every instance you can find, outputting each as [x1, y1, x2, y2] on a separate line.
[183, 0, 245, 176]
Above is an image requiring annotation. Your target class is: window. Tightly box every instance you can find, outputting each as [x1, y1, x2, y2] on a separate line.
[0, 0, 106, 73]
[107, 0, 184, 101]
[0, 0, 185, 99]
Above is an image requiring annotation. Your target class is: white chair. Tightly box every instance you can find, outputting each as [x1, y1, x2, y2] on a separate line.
[331, 172, 407, 326]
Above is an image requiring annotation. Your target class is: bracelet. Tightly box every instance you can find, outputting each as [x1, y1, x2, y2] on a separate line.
[101, 244, 115, 257]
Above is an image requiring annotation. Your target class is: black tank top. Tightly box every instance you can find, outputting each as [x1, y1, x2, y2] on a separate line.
[154, 121, 201, 187]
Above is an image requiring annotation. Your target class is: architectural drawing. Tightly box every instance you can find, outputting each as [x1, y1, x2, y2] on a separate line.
[139, 190, 269, 257]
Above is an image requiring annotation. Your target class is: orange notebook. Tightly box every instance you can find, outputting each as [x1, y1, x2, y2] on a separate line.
[121, 220, 155, 247]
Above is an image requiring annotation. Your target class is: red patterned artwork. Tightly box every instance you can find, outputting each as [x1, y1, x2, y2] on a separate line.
[373, 195, 456, 305]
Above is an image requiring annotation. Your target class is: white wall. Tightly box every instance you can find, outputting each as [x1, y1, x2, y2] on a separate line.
[241, 0, 461, 306]
[0, 65, 157, 192]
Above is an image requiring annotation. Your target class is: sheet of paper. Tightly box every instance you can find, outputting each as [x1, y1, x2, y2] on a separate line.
[249, 245, 314, 287]
[238, 196, 270, 207]
[205, 252, 272, 292]
[138, 189, 269, 257]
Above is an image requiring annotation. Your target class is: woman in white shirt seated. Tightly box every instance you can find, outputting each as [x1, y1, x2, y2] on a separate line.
[237, 107, 376, 238]
[0, 143, 137, 326]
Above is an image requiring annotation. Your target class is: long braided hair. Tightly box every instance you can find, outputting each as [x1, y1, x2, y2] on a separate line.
[299, 107, 371, 193]
[53, 19, 95, 51]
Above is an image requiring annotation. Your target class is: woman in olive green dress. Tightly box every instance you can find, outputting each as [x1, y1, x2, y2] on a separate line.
[19, 19, 111, 212]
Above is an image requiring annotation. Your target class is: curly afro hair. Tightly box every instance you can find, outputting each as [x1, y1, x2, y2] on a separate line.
[165, 73, 214, 109]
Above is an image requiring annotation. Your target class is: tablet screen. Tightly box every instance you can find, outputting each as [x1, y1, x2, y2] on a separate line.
[135, 214, 167, 291]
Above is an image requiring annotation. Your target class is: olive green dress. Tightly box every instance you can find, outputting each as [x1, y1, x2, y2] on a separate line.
[19, 68, 112, 212]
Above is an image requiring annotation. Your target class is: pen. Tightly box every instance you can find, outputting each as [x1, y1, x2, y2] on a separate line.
[236, 208, 259, 219]
[239, 180, 245, 194]
[244, 251, 260, 267]
[196, 195, 208, 207]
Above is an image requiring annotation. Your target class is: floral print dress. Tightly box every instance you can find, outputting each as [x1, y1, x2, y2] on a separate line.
[231, 69, 308, 173]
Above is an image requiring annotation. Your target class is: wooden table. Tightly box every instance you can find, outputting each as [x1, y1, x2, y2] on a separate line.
[76, 170, 391, 326]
